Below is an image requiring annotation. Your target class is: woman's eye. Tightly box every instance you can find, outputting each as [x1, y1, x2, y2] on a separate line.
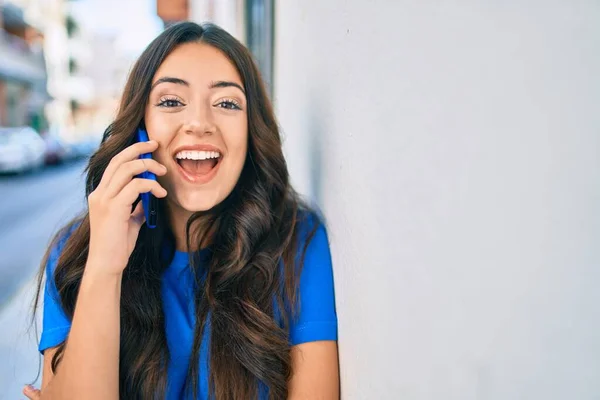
[158, 99, 183, 108]
[216, 100, 241, 110]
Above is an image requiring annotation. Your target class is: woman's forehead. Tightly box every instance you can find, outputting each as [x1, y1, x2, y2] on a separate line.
[153, 42, 242, 87]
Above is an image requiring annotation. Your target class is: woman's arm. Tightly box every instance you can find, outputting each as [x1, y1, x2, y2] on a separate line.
[24, 140, 168, 400]
[39, 266, 123, 399]
[24, 267, 123, 400]
[287, 218, 339, 399]
[288, 341, 339, 399]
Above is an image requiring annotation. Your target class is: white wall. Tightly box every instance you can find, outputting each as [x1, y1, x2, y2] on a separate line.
[274, 2, 600, 399]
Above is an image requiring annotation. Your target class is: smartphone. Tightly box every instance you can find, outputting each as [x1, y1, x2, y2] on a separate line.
[135, 128, 158, 228]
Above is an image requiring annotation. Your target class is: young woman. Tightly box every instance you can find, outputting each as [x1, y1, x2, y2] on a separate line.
[24, 22, 338, 400]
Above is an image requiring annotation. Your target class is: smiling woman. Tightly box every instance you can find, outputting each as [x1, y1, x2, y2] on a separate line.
[27, 22, 339, 400]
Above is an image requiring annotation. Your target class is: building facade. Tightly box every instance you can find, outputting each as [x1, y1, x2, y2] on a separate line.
[0, 0, 47, 130]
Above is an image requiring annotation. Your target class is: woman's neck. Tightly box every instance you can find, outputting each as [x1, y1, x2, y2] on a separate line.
[167, 204, 210, 252]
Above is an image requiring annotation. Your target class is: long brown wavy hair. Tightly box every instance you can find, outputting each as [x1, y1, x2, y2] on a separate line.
[33, 22, 319, 400]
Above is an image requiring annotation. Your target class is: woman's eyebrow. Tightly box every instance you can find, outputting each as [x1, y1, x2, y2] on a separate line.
[151, 77, 189, 91]
[210, 80, 245, 95]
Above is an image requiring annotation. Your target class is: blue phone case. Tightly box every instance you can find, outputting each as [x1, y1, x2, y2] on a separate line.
[135, 128, 158, 228]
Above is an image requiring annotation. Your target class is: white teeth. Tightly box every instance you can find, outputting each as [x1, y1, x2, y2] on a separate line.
[175, 150, 221, 160]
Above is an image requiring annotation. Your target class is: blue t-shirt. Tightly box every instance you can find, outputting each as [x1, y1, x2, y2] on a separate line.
[39, 221, 337, 399]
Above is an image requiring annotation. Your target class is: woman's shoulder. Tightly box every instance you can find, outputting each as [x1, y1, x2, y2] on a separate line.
[52, 218, 82, 249]
[288, 206, 337, 344]
[293, 205, 331, 265]
[295, 206, 327, 241]
[45, 217, 84, 273]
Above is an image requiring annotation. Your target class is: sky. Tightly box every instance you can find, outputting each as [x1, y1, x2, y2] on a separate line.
[70, 0, 164, 57]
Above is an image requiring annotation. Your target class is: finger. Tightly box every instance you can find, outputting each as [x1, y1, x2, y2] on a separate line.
[105, 158, 167, 198]
[97, 140, 159, 191]
[130, 200, 145, 227]
[23, 384, 41, 399]
[115, 178, 167, 206]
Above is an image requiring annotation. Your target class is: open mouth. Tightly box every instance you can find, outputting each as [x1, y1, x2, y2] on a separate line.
[174, 150, 222, 182]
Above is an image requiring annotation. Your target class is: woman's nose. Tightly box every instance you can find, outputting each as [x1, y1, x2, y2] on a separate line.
[183, 104, 216, 136]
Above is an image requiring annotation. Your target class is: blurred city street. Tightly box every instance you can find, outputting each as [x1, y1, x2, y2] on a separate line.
[0, 160, 86, 398]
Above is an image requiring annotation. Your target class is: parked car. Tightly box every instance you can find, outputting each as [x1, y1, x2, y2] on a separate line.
[0, 127, 46, 174]
[41, 129, 68, 165]
[69, 136, 101, 160]
[0, 129, 28, 173]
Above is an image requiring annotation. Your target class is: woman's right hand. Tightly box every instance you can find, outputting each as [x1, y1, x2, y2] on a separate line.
[87, 140, 167, 275]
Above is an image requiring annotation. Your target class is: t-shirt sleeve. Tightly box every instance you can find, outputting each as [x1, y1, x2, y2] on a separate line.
[289, 222, 338, 345]
[38, 232, 73, 354]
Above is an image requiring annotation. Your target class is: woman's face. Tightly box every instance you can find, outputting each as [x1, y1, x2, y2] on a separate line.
[144, 42, 248, 217]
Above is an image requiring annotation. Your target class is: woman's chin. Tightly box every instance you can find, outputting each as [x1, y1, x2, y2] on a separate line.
[172, 191, 224, 214]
